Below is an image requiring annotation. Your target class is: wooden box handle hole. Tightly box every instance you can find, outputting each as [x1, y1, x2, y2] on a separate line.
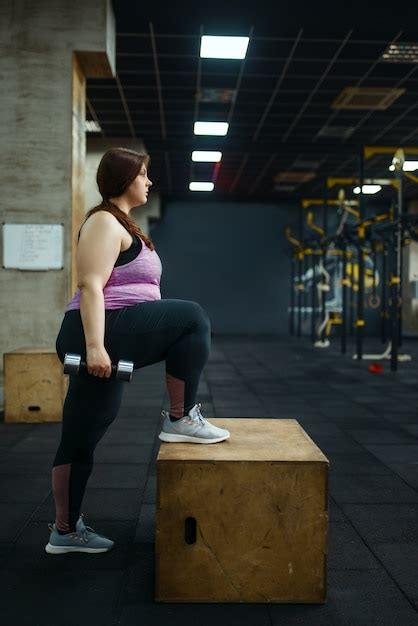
[184, 517, 196, 544]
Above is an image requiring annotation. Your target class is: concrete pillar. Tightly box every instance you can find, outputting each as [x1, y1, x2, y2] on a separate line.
[0, 0, 115, 370]
[85, 137, 161, 238]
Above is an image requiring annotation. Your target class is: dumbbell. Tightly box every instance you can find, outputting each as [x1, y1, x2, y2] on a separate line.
[63, 352, 134, 382]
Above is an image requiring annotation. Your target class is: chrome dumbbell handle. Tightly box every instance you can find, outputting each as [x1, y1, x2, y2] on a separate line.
[63, 353, 133, 382]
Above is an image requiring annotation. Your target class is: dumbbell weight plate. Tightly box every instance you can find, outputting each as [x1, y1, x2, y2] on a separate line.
[116, 359, 134, 382]
[63, 353, 82, 375]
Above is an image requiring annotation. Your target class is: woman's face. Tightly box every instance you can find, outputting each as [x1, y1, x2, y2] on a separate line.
[128, 163, 152, 206]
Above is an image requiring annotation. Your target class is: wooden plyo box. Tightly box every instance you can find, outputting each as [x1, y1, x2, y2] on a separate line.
[4, 348, 67, 423]
[156, 419, 329, 604]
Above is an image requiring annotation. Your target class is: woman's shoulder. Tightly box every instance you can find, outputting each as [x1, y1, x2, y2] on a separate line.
[79, 210, 125, 239]
[86, 210, 122, 227]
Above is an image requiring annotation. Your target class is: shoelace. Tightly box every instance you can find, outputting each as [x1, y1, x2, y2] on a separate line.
[160, 402, 207, 426]
[78, 513, 96, 541]
[48, 513, 94, 543]
[190, 402, 206, 427]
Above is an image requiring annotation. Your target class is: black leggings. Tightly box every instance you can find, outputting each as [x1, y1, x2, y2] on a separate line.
[52, 299, 211, 532]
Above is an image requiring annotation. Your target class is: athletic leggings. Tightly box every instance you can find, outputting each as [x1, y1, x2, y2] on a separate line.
[52, 299, 211, 533]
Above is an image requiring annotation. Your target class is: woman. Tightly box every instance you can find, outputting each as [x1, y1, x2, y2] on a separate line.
[45, 147, 230, 555]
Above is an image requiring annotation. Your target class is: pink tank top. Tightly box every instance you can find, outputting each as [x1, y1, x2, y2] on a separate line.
[66, 234, 162, 311]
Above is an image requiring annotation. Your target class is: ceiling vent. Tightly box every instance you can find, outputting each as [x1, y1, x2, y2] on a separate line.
[331, 87, 405, 110]
[196, 88, 236, 103]
[292, 159, 322, 169]
[274, 172, 315, 184]
[382, 43, 418, 63]
[274, 184, 297, 192]
[85, 120, 101, 133]
[316, 125, 355, 139]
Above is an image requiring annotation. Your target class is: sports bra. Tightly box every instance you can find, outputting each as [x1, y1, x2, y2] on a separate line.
[114, 234, 142, 266]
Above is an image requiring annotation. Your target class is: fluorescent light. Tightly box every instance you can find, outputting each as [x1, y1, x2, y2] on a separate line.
[194, 121, 229, 136]
[192, 151, 222, 162]
[388, 161, 418, 172]
[189, 182, 214, 192]
[200, 35, 249, 60]
[353, 185, 382, 195]
[85, 120, 101, 133]
[403, 161, 418, 171]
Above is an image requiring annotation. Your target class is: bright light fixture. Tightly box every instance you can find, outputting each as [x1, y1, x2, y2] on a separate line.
[85, 120, 101, 132]
[200, 35, 249, 60]
[382, 43, 418, 64]
[194, 121, 229, 136]
[389, 161, 418, 172]
[353, 185, 382, 195]
[189, 182, 214, 192]
[192, 151, 222, 162]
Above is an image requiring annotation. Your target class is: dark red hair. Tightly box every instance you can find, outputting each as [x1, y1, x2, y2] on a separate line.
[85, 147, 155, 251]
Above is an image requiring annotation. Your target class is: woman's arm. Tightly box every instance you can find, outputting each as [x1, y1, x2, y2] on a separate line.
[79, 283, 107, 349]
[76, 212, 122, 375]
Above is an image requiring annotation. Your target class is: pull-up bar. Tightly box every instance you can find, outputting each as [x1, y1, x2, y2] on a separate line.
[364, 145, 418, 160]
[301, 198, 359, 209]
[327, 177, 399, 190]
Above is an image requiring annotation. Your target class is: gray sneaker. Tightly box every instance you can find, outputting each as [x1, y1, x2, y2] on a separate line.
[158, 403, 230, 444]
[45, 514, 114, 554]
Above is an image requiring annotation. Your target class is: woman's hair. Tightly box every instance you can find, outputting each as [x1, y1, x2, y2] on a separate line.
[84, 147, 155, 251]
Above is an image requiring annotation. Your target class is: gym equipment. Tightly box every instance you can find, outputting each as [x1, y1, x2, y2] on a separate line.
[389, 148, 404, 369]
[4, 348, 67, 423]
[156, 418, 329, 603]
[368, 363, 384, 374]
[63, 352, 134, 381]
[367, 243, 381, 309]
[352, 340, 411, 362]
[284, 146, 418, 370]
[314, 260, 332, 348]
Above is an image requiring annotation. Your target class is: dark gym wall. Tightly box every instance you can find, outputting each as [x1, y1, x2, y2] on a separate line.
[152, 201, 299, 335]
[151, 200, 383, 338]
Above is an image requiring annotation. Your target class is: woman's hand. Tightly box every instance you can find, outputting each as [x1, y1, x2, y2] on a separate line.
[86, 346, 112, 378]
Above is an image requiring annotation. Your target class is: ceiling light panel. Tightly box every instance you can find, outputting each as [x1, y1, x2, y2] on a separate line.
[189, 182, 214, 192]
[192, 151, 222, 162]
[200, 36, 249, 60]
[194, 121, 229, 136]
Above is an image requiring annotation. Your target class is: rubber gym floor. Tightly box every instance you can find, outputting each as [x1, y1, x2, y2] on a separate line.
[0, 336, 417, 626]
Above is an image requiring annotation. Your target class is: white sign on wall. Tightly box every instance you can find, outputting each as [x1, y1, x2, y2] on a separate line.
[2, 223, 64, 270]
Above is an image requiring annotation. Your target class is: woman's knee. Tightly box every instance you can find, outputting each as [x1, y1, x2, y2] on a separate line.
[187, 301, 211, 333]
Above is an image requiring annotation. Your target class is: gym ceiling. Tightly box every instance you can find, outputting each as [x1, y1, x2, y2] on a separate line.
[86, 1, 418, 202]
